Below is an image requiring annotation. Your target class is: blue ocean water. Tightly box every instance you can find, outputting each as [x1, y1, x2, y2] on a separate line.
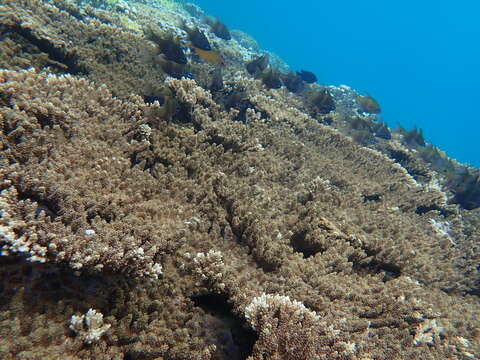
[194, 0, 480, 168]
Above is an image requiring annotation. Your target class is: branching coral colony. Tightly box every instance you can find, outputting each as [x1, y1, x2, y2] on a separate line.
[0, 0, 479, 360]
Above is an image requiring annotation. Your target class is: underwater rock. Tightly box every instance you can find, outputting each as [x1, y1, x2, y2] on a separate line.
[398, 125, 426, 147]
[450, 168, 480, 210]
[265, 51, 291, 74]
[373, 121, 392, 139]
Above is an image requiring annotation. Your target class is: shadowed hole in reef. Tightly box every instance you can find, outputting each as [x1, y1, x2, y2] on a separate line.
[291, 230, 401, 281]
[290, 230, 324, 258]
[0, 255, 116, 316]
[10, 24, 82, 74]
[415, 204, 451, 217]
[190, 293, 256, 360]
[353, 258, 401, 282]
[466, 265, 480, 296]
[18, 190, 60, 221]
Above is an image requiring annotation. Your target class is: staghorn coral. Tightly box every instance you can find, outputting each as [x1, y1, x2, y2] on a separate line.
[0, 69, 174, 279]
[0, 1, 479, 358]
[244, 293, 325, 359]
[0, 0, 167, 98]
[2, 66, 479, 359]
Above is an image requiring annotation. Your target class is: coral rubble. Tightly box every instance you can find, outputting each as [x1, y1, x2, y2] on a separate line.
[0, 0, 479, 359]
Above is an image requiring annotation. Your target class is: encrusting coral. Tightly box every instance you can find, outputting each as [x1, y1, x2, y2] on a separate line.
[0, 0, 479, 359]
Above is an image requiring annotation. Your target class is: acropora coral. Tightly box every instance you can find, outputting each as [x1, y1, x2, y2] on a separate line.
[0, 1, 479, 359]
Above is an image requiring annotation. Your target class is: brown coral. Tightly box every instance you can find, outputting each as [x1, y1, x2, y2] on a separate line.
[0, 1, 479, 359]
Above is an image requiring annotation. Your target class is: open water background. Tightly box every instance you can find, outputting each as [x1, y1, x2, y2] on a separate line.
[193, 0, 480, 167]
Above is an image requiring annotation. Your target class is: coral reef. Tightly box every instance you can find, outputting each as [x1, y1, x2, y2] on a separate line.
[356, 94, 381, 114]
[0, 0, 479, 359]
[69, 309, 111, 344]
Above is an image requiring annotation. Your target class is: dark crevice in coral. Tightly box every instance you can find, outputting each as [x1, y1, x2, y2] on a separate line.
[123, 350, 161, 360]
[18, 190, 60, 221]
[466, 281, 480, 297]
[190, 293, 256, 360]
[86, 210, 114, 224]
[143, 95, 165, 105]
[363, 193, 381, 202]
[252, 256, 279, 273]
[450, 172, 480, 210]
[0, 255, 115, 315]
[129, 150, 173, 172]
[353, 257, 401, 282]
[221, 199, 245, 245]
[221, 90, 258, 123]
[387, 149, 432, 181]
[388, 149, 410, 166]
[217, 196, 277, 272]
[9, 24, 82, 74]
[205, 134, 237, 153]
[36, 112, 54, 129]
[290, 230, 324, 259]
[415, 204, 451, 217]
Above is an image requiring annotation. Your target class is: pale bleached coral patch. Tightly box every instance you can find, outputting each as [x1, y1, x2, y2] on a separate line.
[69, 309, 111, 344]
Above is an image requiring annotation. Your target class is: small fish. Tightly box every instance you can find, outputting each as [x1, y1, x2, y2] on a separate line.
[296, 69, 317, 83]
[246, 54, 269, 75]
[183, 22, 211, 50]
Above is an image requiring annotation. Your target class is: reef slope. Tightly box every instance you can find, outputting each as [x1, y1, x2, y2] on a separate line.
[0, 0, 479, 359]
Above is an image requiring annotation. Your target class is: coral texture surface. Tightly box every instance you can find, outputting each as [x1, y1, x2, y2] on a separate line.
[0, 1, 479, 359]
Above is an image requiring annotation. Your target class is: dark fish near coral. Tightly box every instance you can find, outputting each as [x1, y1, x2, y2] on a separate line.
[207, 18, 231, 40]
[209, 67, 223, 92]
[260, 68, 282, 89]
[192, 46, 225, 65]
[146, 25, 187, 64]
[356, 93, 381, 114]
[183, 23, 211, 50]
[296, 69, 317, 83]
[308, 88, 336, 114]
[143, 95, 164, 105]
[156, 56, 187, 78]
[281, 72, 305, 93]
[373, 121, 391, 139]
[246, 54, 269, 75]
